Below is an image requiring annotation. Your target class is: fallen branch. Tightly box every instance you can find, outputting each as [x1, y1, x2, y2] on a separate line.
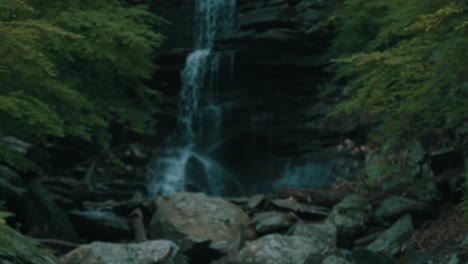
[34, 238, 80, 249]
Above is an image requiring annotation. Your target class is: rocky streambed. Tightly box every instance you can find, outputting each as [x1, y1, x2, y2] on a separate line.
[2, 186, 467, 264]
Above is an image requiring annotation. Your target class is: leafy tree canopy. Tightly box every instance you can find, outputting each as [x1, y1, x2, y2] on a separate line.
[327, 0, 468, 220]
[0, 0, 164, 171]
[328, 0, 468, 147]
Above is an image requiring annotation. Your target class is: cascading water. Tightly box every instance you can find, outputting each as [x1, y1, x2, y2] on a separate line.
[147, 0, 237, 197]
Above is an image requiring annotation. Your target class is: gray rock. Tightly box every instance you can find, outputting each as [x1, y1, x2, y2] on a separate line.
[233, 234, 331, 264]
[253, 211, 294, 234]
[367, 214, 414, 256]
[59, 240, 185, 264]
[248, 194, 265, 209]
[149, 192, 254, 244]
[375, 196, 431, 222]
[288, 222, 336, 247]
[326, 194, 372, 247]
[272, 199, 329, 216]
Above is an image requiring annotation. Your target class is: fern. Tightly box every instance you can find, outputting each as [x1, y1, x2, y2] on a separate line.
[0, 224, 57, 264]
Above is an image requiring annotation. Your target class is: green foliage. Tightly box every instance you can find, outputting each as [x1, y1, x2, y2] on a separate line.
[329, 0, 468, 144]
[0, 0, 164, 171]
[0, 201, 14, 225]
[0, 224, 57, 264]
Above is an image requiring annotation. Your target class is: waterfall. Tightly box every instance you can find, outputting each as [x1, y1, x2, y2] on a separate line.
[147, 0, 236, 197]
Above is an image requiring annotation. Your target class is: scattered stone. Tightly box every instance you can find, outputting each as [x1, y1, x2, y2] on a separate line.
[253, 211, 294, 234]
[272, 198, 329, 216]
[326, 194, 372, 247]
[232, 234, 331, 264]
[248, 194, 265, 209]
[367, 214, 414, 257]
[59, 240, 185, 264]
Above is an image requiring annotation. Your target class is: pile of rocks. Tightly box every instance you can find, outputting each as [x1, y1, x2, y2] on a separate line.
[57, 191, 466, 264]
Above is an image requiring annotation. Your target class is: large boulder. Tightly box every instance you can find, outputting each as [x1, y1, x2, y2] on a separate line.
[149, 192, 254, 245]
[232, 234, 332, 264]
[59, 240, 184, 264]
[326, 194, 372, 247]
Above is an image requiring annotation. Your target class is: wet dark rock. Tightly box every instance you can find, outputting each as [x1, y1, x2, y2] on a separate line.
[178, 236, 225, 263]
[69, 210, 131, 241]
[239, 4, 295, 29]
[184, 156, 209, 192]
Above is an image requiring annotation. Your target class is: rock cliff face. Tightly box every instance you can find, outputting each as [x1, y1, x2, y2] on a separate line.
[153, 0, 355, 194]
